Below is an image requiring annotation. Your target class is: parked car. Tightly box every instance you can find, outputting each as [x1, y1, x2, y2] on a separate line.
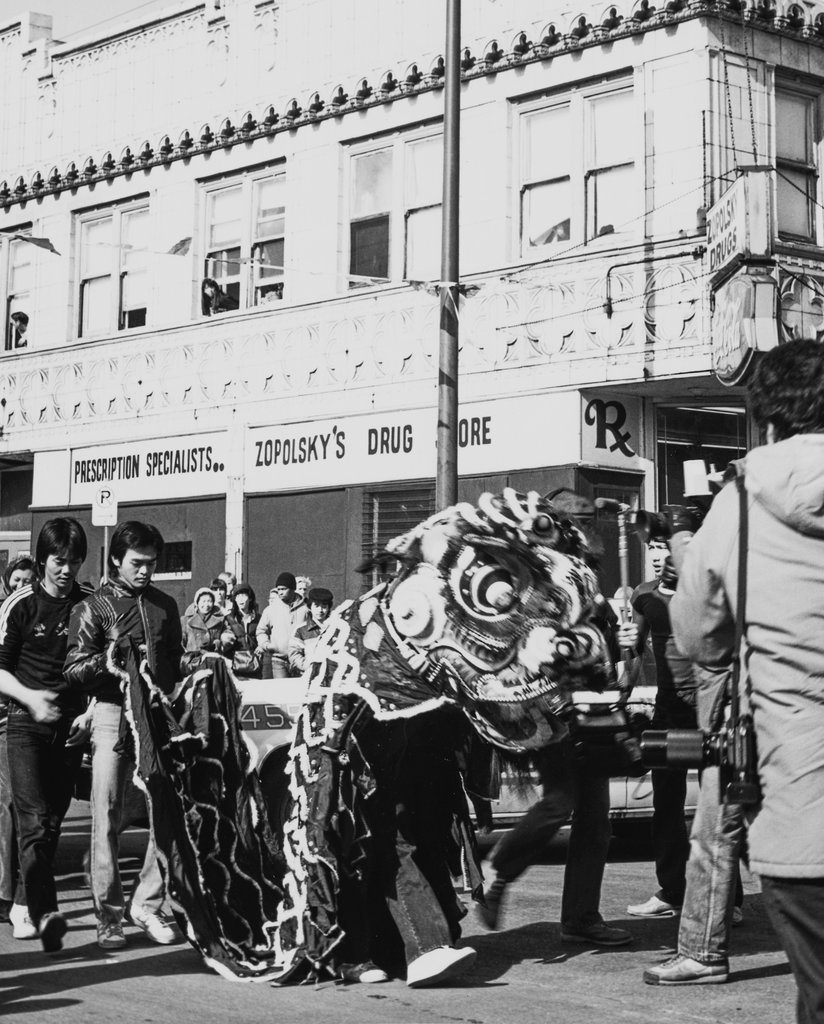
[237, 679, 700, 834]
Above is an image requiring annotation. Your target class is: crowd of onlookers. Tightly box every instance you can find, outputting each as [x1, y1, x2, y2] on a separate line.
[178, 570, 334, 679]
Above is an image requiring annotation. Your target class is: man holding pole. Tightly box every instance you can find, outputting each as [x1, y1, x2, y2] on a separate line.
[477, 493, 631, 946]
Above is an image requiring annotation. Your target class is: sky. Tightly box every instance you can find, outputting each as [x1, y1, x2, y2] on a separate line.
[0, 0, 171, 40]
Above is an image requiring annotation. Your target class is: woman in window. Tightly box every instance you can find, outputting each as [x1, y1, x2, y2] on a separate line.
[182, 587, 235, 656]
[200, 278, 238, 317]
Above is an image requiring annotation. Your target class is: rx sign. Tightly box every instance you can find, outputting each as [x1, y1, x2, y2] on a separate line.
[91, 486, 118, 527]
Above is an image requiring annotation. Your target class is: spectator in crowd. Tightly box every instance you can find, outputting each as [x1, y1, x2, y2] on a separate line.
[224, 584, 261, 677]
[0, 555, 36, 923]
[182, 587, 235, 657]
[667, 339, 824, 1018]
[256, 573, 308, 679]
[218, 571, 236, 591]
[1, 556, 35, 601]
[295, 575, 312, 600]
[64, 521, 194, 950]
[226, 583, 259, 648]
[0, 519, 90, 951]
[288, 587, 333, 676]
[209, 577, 232, 618]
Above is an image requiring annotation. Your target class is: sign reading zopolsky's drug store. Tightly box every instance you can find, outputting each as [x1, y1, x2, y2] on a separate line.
[245, 393, 580, 492]
[706, 169, 772, 283]
[69, 432, 230, 504]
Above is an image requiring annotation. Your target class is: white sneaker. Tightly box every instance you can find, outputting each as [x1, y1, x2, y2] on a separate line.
[126, 904, 181, 945]
[406, 946, 477, 988]
[9, 903, 37, 940]
[627, 894, 680, 918]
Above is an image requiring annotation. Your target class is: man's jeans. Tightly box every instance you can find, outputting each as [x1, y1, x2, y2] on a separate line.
[6, 702, 82, 926]
[90, 701, 164, 926]
[678, 765, 746, 964]
[491, 739, 611, 931]
[0, 713, 20, 905]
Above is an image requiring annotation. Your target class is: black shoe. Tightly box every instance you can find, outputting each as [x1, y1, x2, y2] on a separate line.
[477, 878, 507, 931]
[39, 911, 68, 953]
[0, 898, 12, 923]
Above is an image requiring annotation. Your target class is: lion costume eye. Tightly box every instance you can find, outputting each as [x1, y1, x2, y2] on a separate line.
[454, 549, 519, 617]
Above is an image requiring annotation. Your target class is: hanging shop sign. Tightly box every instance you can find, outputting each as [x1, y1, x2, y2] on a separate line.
[245, 392, 581, 493]
[711, 270, 780, 386]
[706, 169, 772, 284]
[68, 431, 230, 505]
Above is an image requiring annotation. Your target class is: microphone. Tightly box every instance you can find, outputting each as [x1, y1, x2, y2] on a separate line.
[594, 498, 631, 514]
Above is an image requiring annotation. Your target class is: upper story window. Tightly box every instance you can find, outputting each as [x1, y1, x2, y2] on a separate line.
[3, 231, 32, 350]
[775, 87, 818, 243]
[78, 204, 149, 338]
[202, 168, 285, 314]
[347, 131, 443, 288]
[517, 84, 637, 256]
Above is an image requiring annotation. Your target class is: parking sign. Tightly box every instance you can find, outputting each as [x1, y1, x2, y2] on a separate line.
[91, 486, 118, 527]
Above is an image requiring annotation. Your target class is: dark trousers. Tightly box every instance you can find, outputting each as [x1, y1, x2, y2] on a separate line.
[6, 703, 82, 926]
[490, 739, 611, 931]
[650, 696, 696, 905]
[352, 716, 460, 969]
[651, 765, 690, 905]
[761, 876, 824, 1024]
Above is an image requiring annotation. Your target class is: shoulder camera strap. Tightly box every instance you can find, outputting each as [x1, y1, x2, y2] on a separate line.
[732, 474, 749, 714]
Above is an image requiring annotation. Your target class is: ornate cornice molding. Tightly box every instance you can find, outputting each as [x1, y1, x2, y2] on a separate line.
[1, 0, 819, 211]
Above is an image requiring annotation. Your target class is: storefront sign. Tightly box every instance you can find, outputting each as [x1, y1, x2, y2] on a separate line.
[706, 170, 772, 283]
[245, 392, 581, 492]
[711, 271, 780, 386]
[69, 432, 230, 504]
[581, 394, 642, 468]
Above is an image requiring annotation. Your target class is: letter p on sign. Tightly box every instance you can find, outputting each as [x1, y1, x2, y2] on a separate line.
[92, 487, 118, 527]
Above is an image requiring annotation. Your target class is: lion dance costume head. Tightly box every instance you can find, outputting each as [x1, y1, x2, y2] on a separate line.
[378, 487, 611, 752]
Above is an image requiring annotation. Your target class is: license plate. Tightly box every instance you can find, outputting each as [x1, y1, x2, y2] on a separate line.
[240, 703, 292, 731]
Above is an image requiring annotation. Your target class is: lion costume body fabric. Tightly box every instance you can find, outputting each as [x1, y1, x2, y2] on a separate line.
[119, 490, 613, 983]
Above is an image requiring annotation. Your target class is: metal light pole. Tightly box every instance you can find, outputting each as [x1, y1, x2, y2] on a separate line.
[435, 0, 461, 509]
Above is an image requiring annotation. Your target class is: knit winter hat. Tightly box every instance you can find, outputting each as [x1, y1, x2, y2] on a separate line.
[275, 572, 297, 590]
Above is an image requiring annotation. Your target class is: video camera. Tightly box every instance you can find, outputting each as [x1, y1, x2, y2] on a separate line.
[634, 502, 710, 543]
[640, 714, 761, 806]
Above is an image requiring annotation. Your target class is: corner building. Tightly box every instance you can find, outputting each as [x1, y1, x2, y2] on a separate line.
[0, 0, 821, 605]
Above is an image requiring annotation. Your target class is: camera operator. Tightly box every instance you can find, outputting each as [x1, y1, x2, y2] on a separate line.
[668, 339, 824, 1022]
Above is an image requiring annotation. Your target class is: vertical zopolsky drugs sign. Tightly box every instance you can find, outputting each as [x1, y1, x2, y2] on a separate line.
[706, 170, 772, 283]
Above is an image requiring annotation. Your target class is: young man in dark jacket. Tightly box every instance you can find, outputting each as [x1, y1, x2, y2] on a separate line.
[0, 518, 89, 951]
[287, 587, 333, 676]
[64, 520, 196, 950]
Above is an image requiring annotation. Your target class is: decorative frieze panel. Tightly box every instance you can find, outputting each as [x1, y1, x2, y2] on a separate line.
[0, 255, 708, 445]
[778, 266, 824, 342]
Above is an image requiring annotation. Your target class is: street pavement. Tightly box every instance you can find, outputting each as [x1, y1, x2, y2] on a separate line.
[0, 803, 796, 1024]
